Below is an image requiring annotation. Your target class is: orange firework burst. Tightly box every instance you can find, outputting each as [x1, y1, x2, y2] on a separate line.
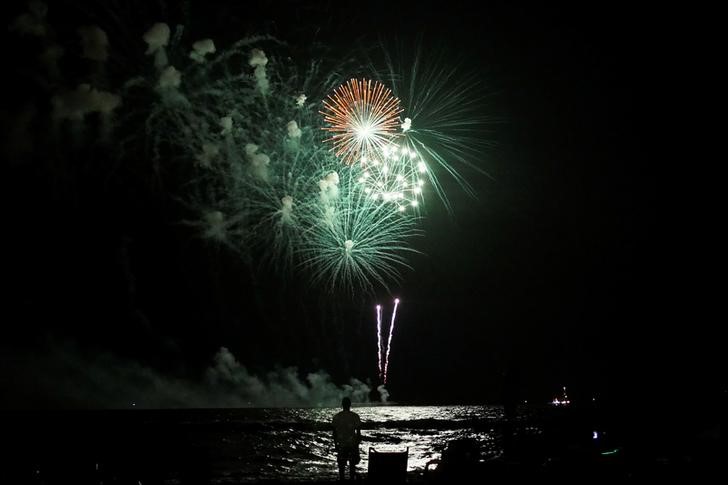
[320, 79, 403, 165]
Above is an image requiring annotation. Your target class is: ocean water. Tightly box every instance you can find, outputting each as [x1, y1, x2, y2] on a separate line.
[194, 405, 506, 482]
[9, 402, 720, 484]
[7, 405, 539, 483]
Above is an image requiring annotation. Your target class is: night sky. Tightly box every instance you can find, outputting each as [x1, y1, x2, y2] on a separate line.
[0, 1, 719, 417]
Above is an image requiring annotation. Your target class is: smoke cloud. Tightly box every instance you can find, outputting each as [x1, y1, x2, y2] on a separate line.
[1, 342, 383, 409]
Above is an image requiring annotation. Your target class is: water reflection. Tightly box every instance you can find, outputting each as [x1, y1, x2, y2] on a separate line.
[196, 405, 506, 481]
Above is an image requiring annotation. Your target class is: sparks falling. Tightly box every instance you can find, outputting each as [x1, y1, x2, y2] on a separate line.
[321, 79, 403, 165]
[376, 298, 401, 384]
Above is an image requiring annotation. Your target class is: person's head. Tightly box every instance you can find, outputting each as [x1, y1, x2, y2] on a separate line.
[342, 397, 351, 411]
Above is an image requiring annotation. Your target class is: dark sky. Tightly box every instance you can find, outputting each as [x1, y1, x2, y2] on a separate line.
[0, 2, 719, 411]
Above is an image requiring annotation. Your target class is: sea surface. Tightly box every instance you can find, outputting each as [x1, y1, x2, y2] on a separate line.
[6, 405, 538, 483]
[191, 405, 508, 482]
[5, 402, 721, 484]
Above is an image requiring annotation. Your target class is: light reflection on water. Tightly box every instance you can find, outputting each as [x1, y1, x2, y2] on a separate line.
[184, 405, 506, 483]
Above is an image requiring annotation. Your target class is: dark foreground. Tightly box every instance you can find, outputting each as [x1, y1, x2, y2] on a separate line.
[1, 403, 721, 484]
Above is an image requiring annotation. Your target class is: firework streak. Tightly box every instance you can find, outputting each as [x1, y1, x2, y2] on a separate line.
[377, 304, 383, 381]
[376, 298, 400, 383]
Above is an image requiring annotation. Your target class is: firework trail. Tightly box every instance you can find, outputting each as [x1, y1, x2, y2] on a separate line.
[320, 79, 403, 165]
[376, 304, 383, 380]
[383, 298, 400, 384]
[376, 298, 400, 384]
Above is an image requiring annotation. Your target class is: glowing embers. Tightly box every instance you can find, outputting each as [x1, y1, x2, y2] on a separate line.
[357, 143, 427, 212]
[321, 79, 403, 165]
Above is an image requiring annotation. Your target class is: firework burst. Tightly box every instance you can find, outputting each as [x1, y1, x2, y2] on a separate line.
[355, 141, 427, 213]
[299, 168, 420, 293]
[38, 8, 440, 294]
[363, 41, 494, 213]
[320, 79, 403, 166]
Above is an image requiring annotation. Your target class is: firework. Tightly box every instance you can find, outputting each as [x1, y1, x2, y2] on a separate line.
[383, 297, 400, 384]
[299, 168, 420, 293]
[356, 141, 427, 213]
[40, 9, 430, 293]
[166, 54, 422, 290]
[376, 304, 383, 380]
[374, 298, 401, 383]
[366, 42, 493, 213]
[320, 79, 403, 166]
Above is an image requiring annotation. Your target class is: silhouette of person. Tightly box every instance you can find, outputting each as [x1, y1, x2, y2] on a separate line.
[332, 397, 362, 481]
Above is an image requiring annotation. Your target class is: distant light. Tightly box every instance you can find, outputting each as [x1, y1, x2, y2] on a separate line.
[593, 431, 599, 440]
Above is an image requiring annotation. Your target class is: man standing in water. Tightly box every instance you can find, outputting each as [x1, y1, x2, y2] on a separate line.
[332, 397, 362, 481]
